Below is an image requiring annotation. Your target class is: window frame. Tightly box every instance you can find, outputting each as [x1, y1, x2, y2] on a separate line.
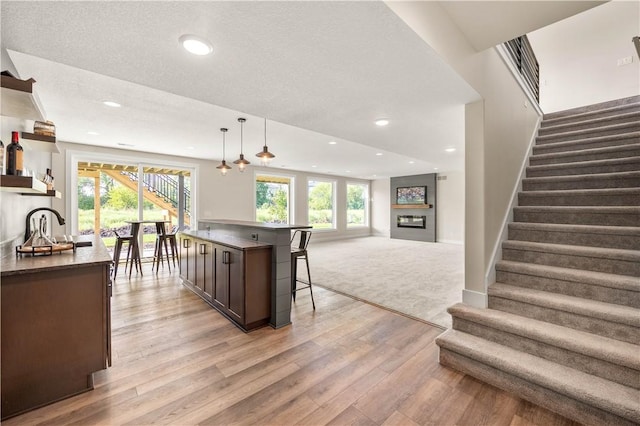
[346, 181, 370, 228]
[254, 172, 295, 225]
[307, 177, 337, 231]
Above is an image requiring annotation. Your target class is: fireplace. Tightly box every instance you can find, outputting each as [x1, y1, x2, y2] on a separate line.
[397, 215, 426, 229]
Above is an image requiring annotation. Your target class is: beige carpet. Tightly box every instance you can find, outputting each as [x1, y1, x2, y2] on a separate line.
[300, 236, 464, 328]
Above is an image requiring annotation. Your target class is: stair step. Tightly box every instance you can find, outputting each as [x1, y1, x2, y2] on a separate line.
[539, 111, 640, 135]
[536, 122, 640, 144]
[496, 259, 640, 307]
[529, 143, 640, 166]
[437, 330, 640, 425]
[513, 205, 640, 227]
[501, 240, 640, 276]
[447, 303, 640, 388]
[488, 283, 640, 344]
[526, 156, 640, 178]
[543, 96, 640, 123]
[522, 171, 640, 191]
[518, 187, 640, 206]
[533, 132, 640, 154]
[507, 222, 640, 250]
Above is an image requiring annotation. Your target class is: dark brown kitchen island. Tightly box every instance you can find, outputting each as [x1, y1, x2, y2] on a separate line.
[0, 235, 112, 420]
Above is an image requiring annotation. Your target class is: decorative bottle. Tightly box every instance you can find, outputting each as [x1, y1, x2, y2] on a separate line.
[6, 131, 24, 176]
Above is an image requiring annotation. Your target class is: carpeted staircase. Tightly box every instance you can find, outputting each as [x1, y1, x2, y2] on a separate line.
[436, 96, 640, 425]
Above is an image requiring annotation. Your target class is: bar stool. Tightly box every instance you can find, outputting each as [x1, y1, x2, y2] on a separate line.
[165, 225, 179, 268]
[291, 230, 315, 310]
[152, 221, 172, 273]
[112, 229, 134, 278]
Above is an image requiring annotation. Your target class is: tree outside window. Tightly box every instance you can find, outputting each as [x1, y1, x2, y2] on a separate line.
[308, 179, 335, 229]
[347, 183, 368, 227]
[256, 175, 291, 224]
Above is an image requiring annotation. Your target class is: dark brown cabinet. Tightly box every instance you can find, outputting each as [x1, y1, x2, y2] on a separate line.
[178, 232, 272, 331]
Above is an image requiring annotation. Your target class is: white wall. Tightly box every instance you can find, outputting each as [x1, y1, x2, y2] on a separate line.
[387, 2, 542, 303]
[0, 116, 54, 247]
[436, 170, 464, 244]
[529, 0, 640, 113]
[52, 141, 371, 241]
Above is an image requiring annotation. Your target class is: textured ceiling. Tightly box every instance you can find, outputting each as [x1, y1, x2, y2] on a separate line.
[1, 1, 479, 178]
[1, 1, 604, 179]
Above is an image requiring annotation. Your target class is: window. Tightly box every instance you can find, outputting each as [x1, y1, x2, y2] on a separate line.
[308, 179, 335, 229]
[347, 182, 369, 227]
[256, 174, 292, 224]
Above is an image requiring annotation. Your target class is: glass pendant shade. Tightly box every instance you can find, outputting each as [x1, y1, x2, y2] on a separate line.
[217, 127, 231, 175]
[233, 117, 250, 173]
[256, 118, 275, 166]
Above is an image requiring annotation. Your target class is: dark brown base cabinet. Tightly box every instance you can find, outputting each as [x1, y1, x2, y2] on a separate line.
[0, 236, 112, 420]
[179, 233, 272, 331]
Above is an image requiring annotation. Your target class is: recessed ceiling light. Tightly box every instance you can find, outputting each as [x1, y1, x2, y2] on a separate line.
[103, 101, 121, 108]
[408, 161, 415, 164]
[328, 141, 337, 145]
[345, 170, 351, 173]
[311, 165, 317, 168]
[445, 148, 456, 153]
[434, 167, 439, 170]
[187, 146, 195, 150]
[117, 142, 135, 147]
[375, 119, 389, 126]
[87, 131, 99, 135]
[179, 34, 213, 55]
[376, 153, 383, 156]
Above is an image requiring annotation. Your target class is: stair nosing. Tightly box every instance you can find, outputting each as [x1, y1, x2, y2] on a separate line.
[522, 170, 640, 183]
[496, 259, 640, 291]
[489, 283, 640, 327]
[526, 156, 640, 172]
[436, 330, 640, 420]
[543, 101, 640, 123]
[502, 239, 640, 261]
[534, 131, 640, 148]
[447, 303, 640, 370]
[530, 143, 640, 160]
[540, 111, 640, 133]
[507, 222, 640, 236]
[537, 122, 640, 141]
[519, 187, 640, 196]
[513, 205, 640, 213]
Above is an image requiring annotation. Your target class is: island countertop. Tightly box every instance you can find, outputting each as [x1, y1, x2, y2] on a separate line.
[198, 219, 312, 230]
[1, 235, 112, 277]
[180, 230, 273, 250]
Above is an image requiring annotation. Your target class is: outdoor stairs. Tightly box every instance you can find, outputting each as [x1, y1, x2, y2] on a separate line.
[436, 95, 640, 425]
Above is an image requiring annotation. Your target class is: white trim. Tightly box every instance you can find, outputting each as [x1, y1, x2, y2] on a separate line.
[437, 239, 463, 245]
[495, 44, 544, 117]
[254, 170, 296, 224]
[346, 181, 370, 228]
[484, 115, 542, 289]
[307, 176, 338, 230]
[66, 147, 199, 235]
[463, 289, 488, 309]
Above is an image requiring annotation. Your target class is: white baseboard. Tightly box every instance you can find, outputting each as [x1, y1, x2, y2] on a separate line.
[463, 289, 488, 308]
[437, 239, 463, 245]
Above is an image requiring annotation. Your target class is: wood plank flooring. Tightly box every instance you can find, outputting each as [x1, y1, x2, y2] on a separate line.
[4, 264, 581, 425]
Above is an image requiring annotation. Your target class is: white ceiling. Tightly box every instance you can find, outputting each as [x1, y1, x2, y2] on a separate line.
[0, 1, 606, 179]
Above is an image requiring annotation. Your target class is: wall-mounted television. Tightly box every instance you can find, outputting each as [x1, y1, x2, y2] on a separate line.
[396, 186, 427, 205]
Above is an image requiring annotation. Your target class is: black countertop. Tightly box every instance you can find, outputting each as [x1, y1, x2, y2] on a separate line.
[180, 230, 273, 250]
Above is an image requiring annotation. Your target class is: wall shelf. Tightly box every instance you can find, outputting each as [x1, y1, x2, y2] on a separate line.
[391, 204, 433, 209]
[1, 75, 45, 121]
[27, 189, 62, 199]
[21, 132, 60, 153]
[0, 175, 48, 194]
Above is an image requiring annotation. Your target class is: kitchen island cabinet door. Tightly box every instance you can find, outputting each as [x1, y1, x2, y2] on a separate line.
[179, 235, 191, 284]
[197, 241, 214, 302]
[226, 247, 245, 324]
[213, 245, 228, 311]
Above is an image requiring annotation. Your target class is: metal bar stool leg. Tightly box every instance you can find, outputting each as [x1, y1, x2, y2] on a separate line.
[304, 254, 315, 310]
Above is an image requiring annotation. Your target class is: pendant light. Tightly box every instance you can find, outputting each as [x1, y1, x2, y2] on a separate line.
[233, 117, 251, 172]
[216, 127, 231, 175]
[256, 118, 275, 166]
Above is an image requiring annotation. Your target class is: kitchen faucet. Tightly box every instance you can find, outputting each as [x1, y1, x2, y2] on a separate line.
[25, 207, 65, 243]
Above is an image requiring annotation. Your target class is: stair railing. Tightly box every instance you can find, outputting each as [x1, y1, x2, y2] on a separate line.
[504, 34, 540, 103]
[120, 171, 191, 215]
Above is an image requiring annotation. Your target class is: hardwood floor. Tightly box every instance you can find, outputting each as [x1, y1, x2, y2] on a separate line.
[5, 264, 581, 425]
